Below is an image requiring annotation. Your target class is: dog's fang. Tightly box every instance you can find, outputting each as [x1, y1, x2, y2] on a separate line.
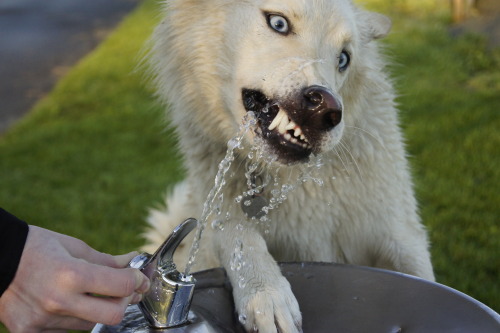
[268, 109, 286, 131]
[278, 116, 288, 134]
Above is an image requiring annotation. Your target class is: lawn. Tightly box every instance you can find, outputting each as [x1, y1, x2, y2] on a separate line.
[0, 0, 498, 330]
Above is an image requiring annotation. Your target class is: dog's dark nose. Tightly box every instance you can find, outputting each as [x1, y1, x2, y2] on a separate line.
[302, 86, 342, 131]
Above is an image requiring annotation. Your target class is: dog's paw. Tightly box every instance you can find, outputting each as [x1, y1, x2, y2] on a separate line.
[235, 276, 302, 333]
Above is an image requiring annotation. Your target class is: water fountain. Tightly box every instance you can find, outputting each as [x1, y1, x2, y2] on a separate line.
[93, 260, 500, 332]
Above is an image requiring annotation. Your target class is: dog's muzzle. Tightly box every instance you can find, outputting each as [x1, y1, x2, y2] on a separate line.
[242, 86, 342, 163]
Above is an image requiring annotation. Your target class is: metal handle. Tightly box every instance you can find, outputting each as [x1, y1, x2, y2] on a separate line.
[155, 217, 198, 270]
[129, 218, 198, 329]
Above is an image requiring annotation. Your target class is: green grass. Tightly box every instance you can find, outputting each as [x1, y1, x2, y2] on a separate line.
[380, 10, 500, 312]
[0, 0, 183, 253]
[0, 0, 498, 330]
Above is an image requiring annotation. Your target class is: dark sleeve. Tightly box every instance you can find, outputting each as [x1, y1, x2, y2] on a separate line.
[0, 208, 29, 297]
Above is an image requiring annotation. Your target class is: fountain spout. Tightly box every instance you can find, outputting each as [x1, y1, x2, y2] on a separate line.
[128, 218, 198, 329]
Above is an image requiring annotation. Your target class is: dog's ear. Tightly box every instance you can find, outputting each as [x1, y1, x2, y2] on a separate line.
[361, 11, 392, 40]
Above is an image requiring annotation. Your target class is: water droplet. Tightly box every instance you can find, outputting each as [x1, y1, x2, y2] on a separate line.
[238, 276, 246, 288]
[235, 195, 243, 203]
[244, 200, 252, 207]
[230, 242, 245, 271]
[227, 138, 240, 150]
[238, 314, 247, 325]
[211, 219, 224, 231]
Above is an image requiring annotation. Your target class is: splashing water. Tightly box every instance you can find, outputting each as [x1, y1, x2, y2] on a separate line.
[183, 106, 333, 276]
[183, 112, 258, 275]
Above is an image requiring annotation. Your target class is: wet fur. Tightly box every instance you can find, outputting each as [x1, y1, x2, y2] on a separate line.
[143, 0, 434, 332]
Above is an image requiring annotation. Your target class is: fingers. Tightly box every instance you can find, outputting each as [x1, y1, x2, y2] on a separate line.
[40, 317, 96, 332]
[55, 233, 150, 297]
[83, 250, 139, 269]
[114, 251, 140, 267]
[35, 266, 145, 328]
[69, 293, 132, 326]
[40, 290, 135, 327]
[57, 231, 137, 269]
[77, 263, 150, 298]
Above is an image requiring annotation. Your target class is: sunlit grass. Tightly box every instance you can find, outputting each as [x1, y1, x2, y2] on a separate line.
[0, 2, 498, 332]
[0, 0, 182, 254]
[385, 21, 500, 310]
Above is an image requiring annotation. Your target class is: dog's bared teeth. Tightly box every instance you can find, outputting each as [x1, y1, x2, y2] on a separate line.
[285, 120, 296, 131]
[268, 109, 286, 131]
[278, 113, 289, 134]
[267, 109, 310, 147]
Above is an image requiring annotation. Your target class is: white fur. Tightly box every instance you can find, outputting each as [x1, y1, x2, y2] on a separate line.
[143, 1, 434, 332]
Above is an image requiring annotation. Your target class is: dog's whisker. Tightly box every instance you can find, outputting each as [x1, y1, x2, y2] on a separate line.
[332, 146, 352, 178]
[338, 140, 363, 181]
[345, 125, 390, 154]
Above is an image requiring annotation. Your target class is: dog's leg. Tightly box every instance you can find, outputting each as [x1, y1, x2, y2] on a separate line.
[215, 224, 302, 333]
[374, 233, 435, 281]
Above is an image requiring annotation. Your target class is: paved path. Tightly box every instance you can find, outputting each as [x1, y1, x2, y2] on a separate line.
[0, 0, 140, 133]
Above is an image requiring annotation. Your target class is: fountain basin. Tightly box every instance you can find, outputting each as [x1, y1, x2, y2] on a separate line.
[93, 262, 500, 332]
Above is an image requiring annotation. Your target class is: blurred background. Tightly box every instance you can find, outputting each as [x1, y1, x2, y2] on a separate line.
[0, 0, 498, 330]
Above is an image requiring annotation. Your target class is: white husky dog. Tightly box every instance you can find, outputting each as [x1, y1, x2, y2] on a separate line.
[143, 0, 435, 332]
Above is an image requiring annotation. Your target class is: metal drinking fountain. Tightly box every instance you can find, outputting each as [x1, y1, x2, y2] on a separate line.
[93, 217, 500, 333]
[127, 218, 198, 328]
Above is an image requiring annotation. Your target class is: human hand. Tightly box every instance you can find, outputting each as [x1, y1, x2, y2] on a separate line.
[0, 226, 150, 332]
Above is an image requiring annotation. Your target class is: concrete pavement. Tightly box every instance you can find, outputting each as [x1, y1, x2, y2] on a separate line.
[0, 0, 140, 133]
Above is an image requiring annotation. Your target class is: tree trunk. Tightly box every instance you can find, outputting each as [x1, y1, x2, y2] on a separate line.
[451, 0, 475, 23]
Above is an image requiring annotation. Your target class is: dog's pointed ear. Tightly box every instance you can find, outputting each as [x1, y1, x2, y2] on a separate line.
[361, 11, 392, 40]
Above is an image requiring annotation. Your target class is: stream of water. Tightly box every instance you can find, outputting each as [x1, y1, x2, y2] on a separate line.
[182, 109, 328, 277]
[182, 59, 334, 275]
[183, 112, 258, 275]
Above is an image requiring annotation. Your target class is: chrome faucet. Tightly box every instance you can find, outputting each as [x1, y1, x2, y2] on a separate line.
[128, 218, 198, 329]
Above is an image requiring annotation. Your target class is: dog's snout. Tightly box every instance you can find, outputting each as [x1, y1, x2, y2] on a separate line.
[302, 86, 342, 131]
[303, 86, 340, 111]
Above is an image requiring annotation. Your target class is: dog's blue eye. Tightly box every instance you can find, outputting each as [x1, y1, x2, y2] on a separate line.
[338, 50, 350, 72]
[268, 15, 289, 34]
